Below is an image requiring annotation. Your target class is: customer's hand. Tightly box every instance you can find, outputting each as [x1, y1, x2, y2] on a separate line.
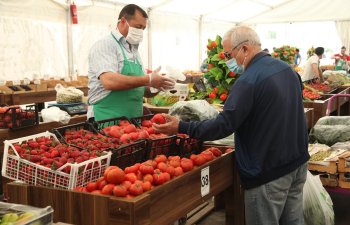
[152, 114, 179, 135]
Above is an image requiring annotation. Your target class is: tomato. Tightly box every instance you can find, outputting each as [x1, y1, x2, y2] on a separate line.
[129, 183, 143, 196]
[225, 148, 233, 153]
[192, 154, 206, 166]
[139, 163, 154, 174]
[106, 167, 125, 184]
[141, 181, 152, 192]
[174, 167, 184, 177]
[228, 71, 236, 77]
[124, 164, 139, 174]
[220, 94, 227, 101]
[109, 126, 122, 138]
[91, 190, 102, 195]
[151, 114, 166, 124]
[213, 87, 219, 93]
[208, 92, 216, 99]
[120, 134, 131, 144]
[73, 186, 84, 192]
[123, 124, 137, 134]
[143, 174, 154, 184]
[169, 159, 180, 168]
[121, 180, 132, 190]
[211, 41, 217, 48]
[207, 64, 213, 70]
[113, 185, 127, 197]
[154, 155, 167, 164]
[163, 172, 171, 183]
[219, 52, 225, 59]
[101, 184, 115, 195]
[200, 150, 214, 161]
[153, 171, 166, 185]
[157, 162, 168, 172]
[141, 120, 153, 128]
[125, 173, 137, 183]
[97, 180, 107, 190]
[166, 165, 175, 178]
[208, 147, 222, 157]
[104, 166, 119, 180]
[180, 158, 194, 172]
[86, 182, 97, 192]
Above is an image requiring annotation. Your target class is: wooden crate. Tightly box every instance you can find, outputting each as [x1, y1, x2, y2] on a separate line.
[304, 108, 314, 129]
[319, 173, 338, 187]
[308, 161, 337, 174]
[303, 95, 337, 125]
[338, 173, 350, 189]
[338, 153, 350, 173]
[7, 150, 244, 225]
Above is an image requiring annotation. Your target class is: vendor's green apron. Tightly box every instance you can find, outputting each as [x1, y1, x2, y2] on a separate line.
[335, 59, 345, 71]
[93, 34, 145, 121]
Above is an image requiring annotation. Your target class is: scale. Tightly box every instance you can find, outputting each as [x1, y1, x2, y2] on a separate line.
[48, 102, 87, 115]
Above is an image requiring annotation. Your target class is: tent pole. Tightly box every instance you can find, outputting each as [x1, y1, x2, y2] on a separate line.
[66, 0, 74, 77]
[147, 8, 152, 70]
[199, 15, 203, 69]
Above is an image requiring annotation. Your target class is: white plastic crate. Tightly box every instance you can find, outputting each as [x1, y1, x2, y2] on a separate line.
[2, 131, 111, 189]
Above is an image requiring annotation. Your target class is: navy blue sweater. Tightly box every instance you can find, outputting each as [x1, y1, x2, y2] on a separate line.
[179, 52, 309, 189]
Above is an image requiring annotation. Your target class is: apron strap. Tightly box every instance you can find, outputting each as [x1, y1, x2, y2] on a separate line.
[111, 33, 141, 65]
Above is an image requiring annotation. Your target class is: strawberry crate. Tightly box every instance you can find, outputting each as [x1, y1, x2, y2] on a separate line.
[2, 131, 111, 189]
[146, 135, 178, 160]
[52, 122, 120, 151]
[176, 134, 202, 158]
[0, 104, 39, 130]
[110, 140, 148, 169]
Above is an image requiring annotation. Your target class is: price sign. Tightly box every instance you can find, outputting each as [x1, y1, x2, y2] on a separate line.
[201, 166, 210, 197]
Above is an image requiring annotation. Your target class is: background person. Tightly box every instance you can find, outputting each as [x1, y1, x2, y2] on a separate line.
[154, 26, 309, 225]
[87, 4, 175, 121]
[302, 47, 324, 82]
[332, 46, 350, 71]
[294, 48, 301, 65]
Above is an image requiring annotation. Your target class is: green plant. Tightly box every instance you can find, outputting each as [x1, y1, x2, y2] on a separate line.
[190, 35, 238, 104]
[272, 45, 297, 64]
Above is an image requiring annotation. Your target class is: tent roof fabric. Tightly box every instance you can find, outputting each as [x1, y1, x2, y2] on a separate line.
[71, 0, 350, 24]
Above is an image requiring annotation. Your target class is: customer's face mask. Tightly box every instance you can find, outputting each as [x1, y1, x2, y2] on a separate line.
[225, 48, 245, 74]
[125, 21, 143, 45]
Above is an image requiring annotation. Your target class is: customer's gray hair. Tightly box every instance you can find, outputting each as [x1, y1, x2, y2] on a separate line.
[223, 26, 261, 48]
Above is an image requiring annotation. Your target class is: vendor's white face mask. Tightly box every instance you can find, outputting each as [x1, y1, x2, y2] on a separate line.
[125, 21, 143, 45]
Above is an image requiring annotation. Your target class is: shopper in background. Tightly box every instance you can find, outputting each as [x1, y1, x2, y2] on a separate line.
[302, 47, 324, 82]
[154, 26, 309, 225]
[262, 48, 269, 53]
[87, 4, 175, 121]
[294, 48, 301, 65]
[332, 46, 350, 71]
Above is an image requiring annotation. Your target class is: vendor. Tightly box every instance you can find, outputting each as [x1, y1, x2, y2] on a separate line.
[332, 46, 350, 71]
[302, 47, 324, 82]
[87, 4, 175, 121]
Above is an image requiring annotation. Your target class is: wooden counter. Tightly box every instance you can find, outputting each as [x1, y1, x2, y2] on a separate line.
[304, 108, 314, 129]
[0, 87, 88, 106]
[7, 150, 245, 225]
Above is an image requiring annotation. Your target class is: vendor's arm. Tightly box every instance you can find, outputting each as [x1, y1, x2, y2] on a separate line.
[153, 81, 254, 141]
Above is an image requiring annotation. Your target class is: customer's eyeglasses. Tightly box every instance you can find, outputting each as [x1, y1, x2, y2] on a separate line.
[224, 40, 249, 60]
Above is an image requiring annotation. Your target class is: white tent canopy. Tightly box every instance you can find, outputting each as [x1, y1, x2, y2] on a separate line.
[0, 0, 349, 81]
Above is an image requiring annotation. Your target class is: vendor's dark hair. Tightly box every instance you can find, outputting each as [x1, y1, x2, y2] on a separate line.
[341, 46, 346, 49]
[118, 4, 148, 20]
[315, 47, 324, 56]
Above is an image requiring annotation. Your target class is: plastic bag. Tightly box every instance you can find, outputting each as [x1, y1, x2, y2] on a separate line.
[303, 171, 334, 225]
[41, 107, 71, 124]
[55, 83, 83, 103]
[169, 100, 218, 121]
[309, 116, 350, 146]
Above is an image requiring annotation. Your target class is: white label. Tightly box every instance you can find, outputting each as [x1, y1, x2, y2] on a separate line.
[201, 166, 210, 197]
[13, 80, 20, 85]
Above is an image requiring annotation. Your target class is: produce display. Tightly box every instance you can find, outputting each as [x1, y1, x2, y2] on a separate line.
[272, 45, 298, 65]
[303, 89, 321, 100]
[0, 202, 53, 225]
[74, 146, 233, 198]
[309, 150, 332, 161]
[0, 105, 37, 129]
[324, 72, 350, 87]
[3, 132, 111, 189]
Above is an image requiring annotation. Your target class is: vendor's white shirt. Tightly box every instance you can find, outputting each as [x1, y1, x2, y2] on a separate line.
[302, 54, 319, 81]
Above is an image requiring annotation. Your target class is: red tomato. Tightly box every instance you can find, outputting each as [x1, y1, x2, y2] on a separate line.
[97, 180, 107, 190]
[157, 162, 168, 172]
[208, 92, 216, 99]
[101, 184, 115, 195]
[211, 41, 217, 48]
[106, 167, 125, 184]
[219, 52, 225, 59]
[143, 174, 154, 184]
[208, 147, 222, 157]
[166, 165, 175, 178]
[153, 172, 166, 185]
[180, 158, 194, 172]
[163, 172, 171, 183]
[208, 64, 213, 70]
[228, 71, 236, 77]
[200, 150, 214, 162]
[124, 165, 139, 174]
[86, 182, 97, 192]
[225, 148, 233, 153]
[154, 155, 167, 164]
[125, 173, 137, 183]
[169, 159, 180, 168]
[113, 185, 127, 197]
[103, 166, 119, 180]
[192, 154, 206, 166]
[121, 180, 132, 190]
[141, 120, 153, 128]
[213, 87, 219, 93]
[220, 94, 227, 101]
[91, 190, 102, 195]
[141, 181, 152, 192]
[123, 124, 137, 134]
[151, 114, 166, 124]
[129, 183, 143, 196]
[139, 163, 154, 174]
[174, 167, 184, 177]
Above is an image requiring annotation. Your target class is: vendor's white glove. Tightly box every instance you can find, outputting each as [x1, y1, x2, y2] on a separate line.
[149, 66, 176, 93]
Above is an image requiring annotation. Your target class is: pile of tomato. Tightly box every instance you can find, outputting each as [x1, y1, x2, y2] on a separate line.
[303, 89, 321, 100]
[74, 147, 233, 198]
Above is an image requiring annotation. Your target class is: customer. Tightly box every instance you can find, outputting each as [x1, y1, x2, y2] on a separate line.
[154, 26, 309, 225]
[302, 47, 324, 82]
[294, 48, 301, 65]
[332, 46, 350, 71]
[87, 4, 175, 121]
